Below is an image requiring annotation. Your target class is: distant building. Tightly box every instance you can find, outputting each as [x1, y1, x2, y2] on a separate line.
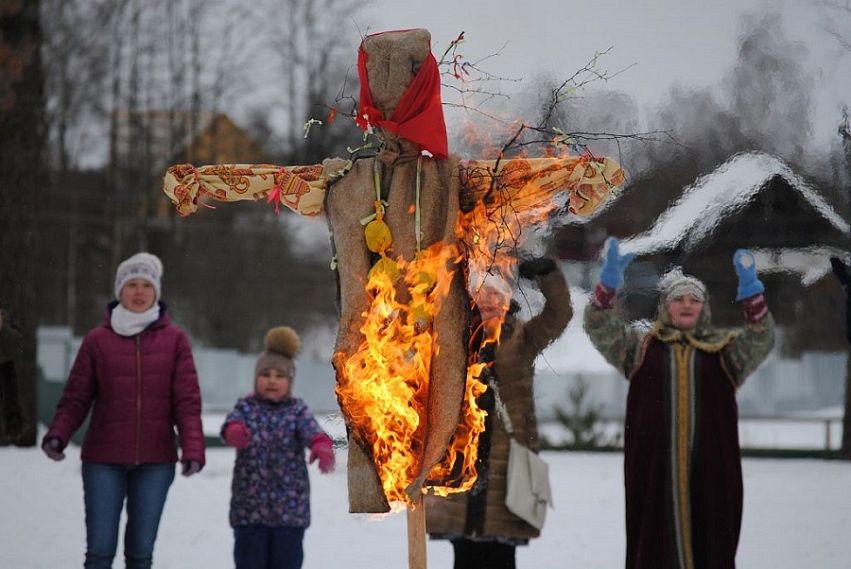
[541, 152, 849, 418]
[617, 152, 848, 332]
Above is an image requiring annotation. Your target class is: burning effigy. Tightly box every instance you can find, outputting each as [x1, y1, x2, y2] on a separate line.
[163, 29, 624, 522]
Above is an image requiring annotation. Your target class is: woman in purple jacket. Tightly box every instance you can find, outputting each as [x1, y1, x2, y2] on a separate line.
[43, 252, 205, 569]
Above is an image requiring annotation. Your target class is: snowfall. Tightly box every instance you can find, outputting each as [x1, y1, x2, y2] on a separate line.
[3, 427, 851, 569]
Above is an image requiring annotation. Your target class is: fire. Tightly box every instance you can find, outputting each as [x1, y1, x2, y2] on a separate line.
[437, 160, 563, 491]
[335, 242, 461, 505]
[457, 117, 526, 160]
[434, 152, 622, 494]
[336, 151, 623, 506]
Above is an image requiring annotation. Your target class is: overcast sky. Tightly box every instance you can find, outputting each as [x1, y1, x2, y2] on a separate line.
[356, 0, 851, 150]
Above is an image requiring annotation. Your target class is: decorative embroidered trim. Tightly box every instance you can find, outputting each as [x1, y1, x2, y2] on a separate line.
[670, 343, 696, 569]
[592, 282, 617, 309]
[742, 293, 768, 323]
[650, 321, 739, 353]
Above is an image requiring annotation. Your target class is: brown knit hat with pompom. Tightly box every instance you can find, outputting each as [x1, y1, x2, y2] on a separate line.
[254, 326, 300, 378]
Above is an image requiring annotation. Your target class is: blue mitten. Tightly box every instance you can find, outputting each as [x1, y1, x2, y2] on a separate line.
[733, 249, 764, 300]
[599, 237, 635, 289]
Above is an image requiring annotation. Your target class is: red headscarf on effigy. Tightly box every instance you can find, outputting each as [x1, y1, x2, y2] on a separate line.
[356, 32, 448, 159]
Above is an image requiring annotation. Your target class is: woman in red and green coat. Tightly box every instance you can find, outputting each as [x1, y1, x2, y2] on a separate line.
[585, 238, 774, 569]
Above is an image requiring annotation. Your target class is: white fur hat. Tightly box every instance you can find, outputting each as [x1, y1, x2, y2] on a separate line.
[114, 252, 163, 300]
[658, 267, 706, 303]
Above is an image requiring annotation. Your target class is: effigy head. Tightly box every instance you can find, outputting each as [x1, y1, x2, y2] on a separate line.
[360, 29, 431, 117]
[356, 29, 448, 159]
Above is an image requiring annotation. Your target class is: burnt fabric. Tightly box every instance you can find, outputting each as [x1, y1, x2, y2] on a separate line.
[327, 150, 468, 512]
[44, 302, 205, 466]
[585, 290, 775, 569]
[426, 269, 572, 543]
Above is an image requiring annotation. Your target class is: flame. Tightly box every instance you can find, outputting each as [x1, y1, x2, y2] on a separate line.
[433, 153, 617, 494]
[457, 117, 526, 160]
[336, 152, 622, 506]
[335, 242, 461, 505]
[460, 156, 570, 296]
[424, 347, 489, 496]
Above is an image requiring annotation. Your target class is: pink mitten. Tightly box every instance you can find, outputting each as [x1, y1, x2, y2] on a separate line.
[308, 433, 335, 473]
[223, 421, 252, 449]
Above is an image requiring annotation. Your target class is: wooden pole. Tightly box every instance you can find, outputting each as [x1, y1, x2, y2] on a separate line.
[407, 497, 427, 569]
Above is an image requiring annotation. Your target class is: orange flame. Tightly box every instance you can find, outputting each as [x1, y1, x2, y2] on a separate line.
[335, 242, 462, 505]
[435, 154, 619, 492]
[336, 152, 622, 506]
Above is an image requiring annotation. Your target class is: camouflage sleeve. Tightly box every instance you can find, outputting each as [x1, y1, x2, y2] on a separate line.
[583, 295, 646, 379]
[721, 294, 775, 387]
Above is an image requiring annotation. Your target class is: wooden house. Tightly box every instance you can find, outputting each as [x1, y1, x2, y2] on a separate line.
[612, 152, 848, 349]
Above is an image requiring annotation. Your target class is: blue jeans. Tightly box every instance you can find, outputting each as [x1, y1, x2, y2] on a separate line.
[81, 462, 175, 569]
[233, 525, 306, 569]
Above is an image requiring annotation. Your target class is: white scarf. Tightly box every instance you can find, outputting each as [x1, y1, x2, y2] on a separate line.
[110, 303, 160, 337]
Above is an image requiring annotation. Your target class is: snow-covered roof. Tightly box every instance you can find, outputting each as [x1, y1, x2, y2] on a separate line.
[621, 152, 849, 256]
[751, 247, 844, 286]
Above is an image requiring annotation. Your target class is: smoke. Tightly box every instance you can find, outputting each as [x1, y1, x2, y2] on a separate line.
[724, 10, 813, 162]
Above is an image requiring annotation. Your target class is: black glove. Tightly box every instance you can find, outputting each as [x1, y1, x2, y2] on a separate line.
[181, 460, 203, 477]
[830, 257, 850, 288]
[518, 257, 557, 279]
[42, 436, 66, 461]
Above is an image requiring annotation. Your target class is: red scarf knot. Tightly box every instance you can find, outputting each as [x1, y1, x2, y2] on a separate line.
[356, 35, 448, 159]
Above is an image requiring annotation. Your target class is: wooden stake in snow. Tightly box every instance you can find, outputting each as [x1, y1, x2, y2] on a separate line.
[407, 498, 427, 569]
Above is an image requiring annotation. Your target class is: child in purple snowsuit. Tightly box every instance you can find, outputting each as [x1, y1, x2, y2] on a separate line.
[221, 326, 335, 569]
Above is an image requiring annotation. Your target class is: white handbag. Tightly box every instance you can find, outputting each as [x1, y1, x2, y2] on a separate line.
[491, 380, 553, 530]
[505, 438, 552, 530]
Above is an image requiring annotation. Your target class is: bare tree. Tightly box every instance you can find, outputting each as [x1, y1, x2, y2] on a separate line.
[38, 0, 262, 331]
[0, 0, 46, 446]
[725, 10, 813, 163]
[247, 0, 364, 164]
[41, 0, 117, 330]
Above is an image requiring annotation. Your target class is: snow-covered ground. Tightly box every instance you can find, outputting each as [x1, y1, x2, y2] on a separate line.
[2, 443, 850, 568]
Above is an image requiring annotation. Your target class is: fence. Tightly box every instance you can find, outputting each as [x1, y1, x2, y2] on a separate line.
[37, 326, 847, 456]
[539, 414, 845, 458]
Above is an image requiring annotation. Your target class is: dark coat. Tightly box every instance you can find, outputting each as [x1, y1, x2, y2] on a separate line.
[45, 303, 205, 465]
[624, 340, 743, 569]
[223, 395, 324, 528]
[426, 269, 572, 543]
[0, 309, 24, 442]
[585, 293, 775, 569]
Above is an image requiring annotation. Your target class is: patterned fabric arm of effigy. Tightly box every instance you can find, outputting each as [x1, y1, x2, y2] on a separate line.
[163, 155, 625, 221]
[460, 155, 625, 217]
[163, 163, 328, 217]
